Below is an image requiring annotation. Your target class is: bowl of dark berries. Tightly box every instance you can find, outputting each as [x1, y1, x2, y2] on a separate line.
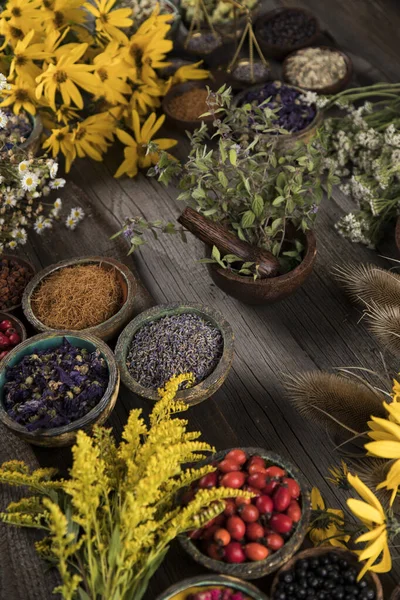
[255, 8, 320, 60]
[180, 447, 311, 579]
[271, 547, 383, 600]
[0, 255, 35, 312]
[0, 332, 120, 447]
[0, 312, 27, 362]
[156, 574, 270, 600]
[115, 303, 234, 406]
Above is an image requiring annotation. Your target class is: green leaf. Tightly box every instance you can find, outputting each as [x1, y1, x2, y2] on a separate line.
[223, 254, 241, 263]
[276, 172, 286, 191]
[239, 268, 253, 275]
[237, 226, 246, 241]
[192, 187, 206, 200]
[211, 245, 221, 261]
[252, 194, 264, 217]
[229, 149, 237, 166]
[242, 262, 255, 269]
[241, 210, 255, 228]
[272, 196, 285, 206]
[203, 207, 218, 216]
[283, 250, 299, 258]
[219, 138, 227, 163]
[243, 178, 251, 194]
[218, 171, 228, 188]
[271, 217, 283, 233]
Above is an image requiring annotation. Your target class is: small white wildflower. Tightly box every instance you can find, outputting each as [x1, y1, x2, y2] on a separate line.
[0, 110, 8, 129]
[54, 198, 62, 209]
[316, 96, 329, 109]
[42, 185, 51, 196]
[8, 240, 17, 249]
[0, 244, 4, 254]
[19, 215, 27, 225]
[11, 228, 27, 244]
[69, 207, 84, 221]
[34, 217, 46, 234]
[51, 208, 60, 218]
[300, 91, 318, 106]
[4, 192, 16, 207]
[49, 163, 58, 179]
[65, 215, 77, 230]
[21, 172, 39, 191]
[50, 178, 66, 189]
[18, 160, 30, 174]
[0, 74, 10, 92]
[0, 176, 4, 184]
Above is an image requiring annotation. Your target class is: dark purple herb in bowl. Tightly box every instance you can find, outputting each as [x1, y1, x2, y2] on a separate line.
[186, 32, 222, 54]
[240, 81, 316, 133]
[258, 9, 317, 48]
[126, 313, 224, 389]
[3, 338, 108, 431]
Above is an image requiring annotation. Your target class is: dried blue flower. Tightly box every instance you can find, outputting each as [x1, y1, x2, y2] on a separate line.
[3, 338, 108, 431]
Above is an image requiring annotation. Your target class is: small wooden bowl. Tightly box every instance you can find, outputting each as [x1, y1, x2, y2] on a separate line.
[0, 255, 35, 312]
[0, 331, 120, 447]
[162, 81, 216, 133]
[270, 547, 383, 599]
[282, 46, 353, 95]
[255, 8, 320, 60]
[0, 312, 27, 361]
[156, 574, 270, 600]
[207, 230, 317, 305]
[184, 30, 223, 58]
[22, 256, 137, 342]
[180, 448, 311, 579]
[115, 303, 234, 405]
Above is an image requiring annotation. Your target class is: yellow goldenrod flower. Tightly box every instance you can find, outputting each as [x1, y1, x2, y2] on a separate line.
[70, 112, 115, 168]
[172, 61, 210, 85]
[309, 487, 349, 549]
[115, 110, 177, 178]
[347, 472, 391, 579]
[93, 41, 131, 105]
[84, 0, 133, 43]
[42, 125, 75, 172]
[9, 30, 50, 82]
[35, 44, 101, 110]
[365, 401, 400, 505]
[0, 77, 37, 114]
[326, 460, 350, 490]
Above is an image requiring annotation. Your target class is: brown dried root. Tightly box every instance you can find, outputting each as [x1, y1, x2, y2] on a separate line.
[284, 371, 386, 438]
[32, 264, 122, 330]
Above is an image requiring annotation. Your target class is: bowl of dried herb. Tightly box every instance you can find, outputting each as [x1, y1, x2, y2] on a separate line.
[22, 255, 137, 342]
[0, 332, 120, 447]
[115, 303, 234, 405]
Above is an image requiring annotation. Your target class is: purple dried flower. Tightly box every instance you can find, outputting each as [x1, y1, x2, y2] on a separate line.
[4, 338, 108, 431]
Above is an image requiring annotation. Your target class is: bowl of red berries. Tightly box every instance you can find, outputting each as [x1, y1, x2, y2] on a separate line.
[180, 447, 311, 579]
[0, 312, 26, 362]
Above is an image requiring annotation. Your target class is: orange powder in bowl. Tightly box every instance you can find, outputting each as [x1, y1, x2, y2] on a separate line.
[167, 88, 209, 121]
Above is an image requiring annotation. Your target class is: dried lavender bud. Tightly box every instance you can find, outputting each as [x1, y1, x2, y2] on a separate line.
[4, 338, 108, 431]
[186, 32, 222, 54]
[232, 60, 270, 84]
[285, 47, 347, 89]
[258, 9, 317, 47]
[126, 313, 224, 389]
[240, 81, 316, 133]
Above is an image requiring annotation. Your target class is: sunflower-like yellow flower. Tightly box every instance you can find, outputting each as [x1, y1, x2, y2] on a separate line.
[42, 125, 75, 171]
[0, 0, 43, 38]
[172, 61, 210, 85]
[9, 30, 50, 83]
[347, 472, 391, 579]
[309, 487, 349, 549]
[326, 460, 351, 490]
[69, 112, 115, 169]
[35, 43, 101, 110]
[42, 0, 86, 34]
[92, 41, 131, 105]
[0, 77, 37, 114]
[115, 110, 177, 178]
[84, 0, 133, 43]
[0, 19, 25, 49]
[365, 400, 400, 505]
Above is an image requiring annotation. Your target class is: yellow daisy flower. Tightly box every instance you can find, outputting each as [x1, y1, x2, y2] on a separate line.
[0, 77, 37, 114]
[115, 110, 177, 178]
[35, 43, 101, 110]
[42, 0, 86, 34]
[326, 460, 351, 490]
[347, 472, 391, 579]
[9, 30, 50, 82]
[0, 0, 43, 36]
[309, 487, 349, 549]
[172, 61, 210, 85]
[93, 41, 131, 105]
[42, 125, 75, 172]
[84, 0, 133, 43]
[129, 80, 163, 115]
[0, 19, 25, 50]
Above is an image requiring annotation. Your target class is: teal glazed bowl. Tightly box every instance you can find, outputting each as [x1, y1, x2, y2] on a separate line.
[115, 303, 234, 405]
[156, 574, 271, 599]
[179, 447, 311, 580]
[0, 331, 120, 447]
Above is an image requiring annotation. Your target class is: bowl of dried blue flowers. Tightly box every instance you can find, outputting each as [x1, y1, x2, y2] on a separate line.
[115, 303, 234, 405]
[0, 331, 119, 447]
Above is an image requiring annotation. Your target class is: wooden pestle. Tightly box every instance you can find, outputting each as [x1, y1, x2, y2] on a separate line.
[177, 207, 280, 278]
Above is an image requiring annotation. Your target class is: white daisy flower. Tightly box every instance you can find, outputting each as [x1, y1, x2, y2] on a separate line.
[65, 215, 78, 230]
[54, 198, 62, 209]
[0, 110, 8, 129]
[51, 208, 60, 218]
[0, 176, 4, 184]
[21, 172, 39, 192]
[43, 218, 53, 229]
[0, 74, 10, 91]
[49, 163, 58, 179]
[50, 178, 66, 189]
[18, 160, 30, 174]
[34, 217, 46, 234]
[4, 193, 16, 207]
[11, 228, 27, 244]
[70, 207, 84, 221]
[19, 216, 27, 225]
[7, 240, 17, 249]
[42, 185, 51, 197]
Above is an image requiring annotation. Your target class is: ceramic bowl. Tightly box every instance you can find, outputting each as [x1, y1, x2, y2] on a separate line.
[0, 331, 120, 447]
[0, 255, 35, 312]
[0, 312, 27, 362]
[22, 255, 137, 342]
[115, 303, 234, 405]
[162, 81, 216, 132]
[270, 547, 383, 600]
[180, 447, 311, 580]
[156, 574, 270, 600]
[207, 230, 317, 305]
[233, 82, 322, 151]
[282, 46, 353, 95]
[20, 113, 43, 155]
[255, 8, 320, 60]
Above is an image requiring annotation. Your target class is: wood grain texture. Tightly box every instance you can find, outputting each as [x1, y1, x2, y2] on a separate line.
[1, 1, 400, 598]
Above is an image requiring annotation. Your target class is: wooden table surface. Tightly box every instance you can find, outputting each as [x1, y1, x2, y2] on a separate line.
[1, 0, 400, 598]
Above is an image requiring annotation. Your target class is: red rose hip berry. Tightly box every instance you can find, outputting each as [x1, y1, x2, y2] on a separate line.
[244, 543, 269, 561]
[226, 516, 246, 540]
[255, 495, 273, 516]
[273, 486, 292, 512]
[225, 542, 246, 563]
[246, 522, 264, 541]
[239, 504, 259, 523]
[220, 471, 246, 489]
[225, 449, 247, 465]
[198, 471, 218, 489]
[283, 477, 301, 499]
[270, 513, 293, 534]
[266, 532, 284, 551]
[287, 500, 302, 523]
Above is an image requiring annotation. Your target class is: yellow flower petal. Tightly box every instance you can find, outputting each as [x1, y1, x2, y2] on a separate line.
[365, 440, 400, 459]
[356, 524, 386, 544]
[358, 531, 386, 561]
[346, 499, 384, 525]
[347, 473, 384, 513]
[311, 487, 325, 511]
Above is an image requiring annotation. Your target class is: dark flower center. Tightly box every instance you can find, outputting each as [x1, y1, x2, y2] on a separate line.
[15, 89, 28, 101]
[99, 13, 109, 23]
[129, 44, 143, 70]
[10, 26, 23, 40]
[54, 70, 68, 83]
[15, 55, 27, 66]
[11, 7, 21, 17]
[54, 10, 64, 28]
[75, 128, 86, 141]
[97, 67, 108, 82]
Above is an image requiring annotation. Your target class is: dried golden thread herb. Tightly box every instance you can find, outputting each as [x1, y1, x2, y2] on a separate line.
[31, 264, 122, 330]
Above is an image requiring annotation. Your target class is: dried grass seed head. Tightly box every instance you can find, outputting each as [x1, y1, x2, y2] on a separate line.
[334, 263, 400, 308]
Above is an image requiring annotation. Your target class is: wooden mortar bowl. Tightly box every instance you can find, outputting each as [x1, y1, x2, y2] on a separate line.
[0, 331, 120, 447]
[162, 80, 216, 133]
[270, 547, 383, 600]
[179, 447, 311, 580]
[207, 230, 317, 305]
[282, 46, 353, 95]
[115, 303, 234, 405]
[22, 255, 137, 342]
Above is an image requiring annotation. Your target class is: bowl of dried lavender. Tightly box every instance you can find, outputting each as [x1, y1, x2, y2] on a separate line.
[0, 332, 120, 447]
[115, 303, 234, 405]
